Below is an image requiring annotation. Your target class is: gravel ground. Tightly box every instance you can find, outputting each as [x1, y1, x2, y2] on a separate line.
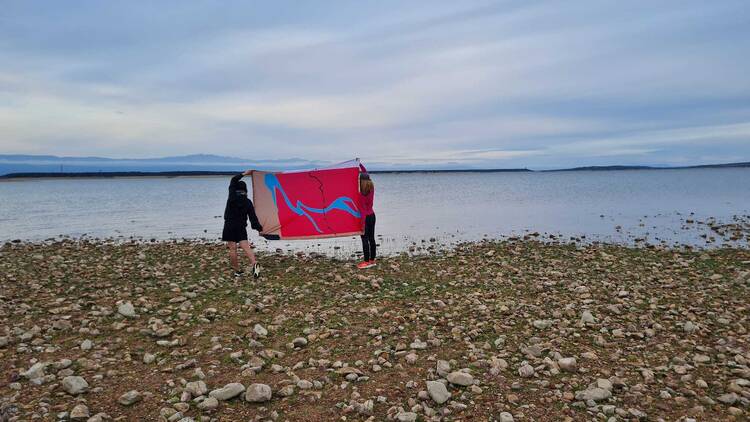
[1, 240, 748, 421]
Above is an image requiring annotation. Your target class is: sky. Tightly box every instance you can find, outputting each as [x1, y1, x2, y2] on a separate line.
[1, 0, 749, 169]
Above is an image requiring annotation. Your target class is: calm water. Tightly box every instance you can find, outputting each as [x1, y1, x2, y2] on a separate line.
[1, 169, 749, 255]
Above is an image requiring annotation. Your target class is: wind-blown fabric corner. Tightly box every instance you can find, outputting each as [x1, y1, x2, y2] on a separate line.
[251, 160, 365, 240]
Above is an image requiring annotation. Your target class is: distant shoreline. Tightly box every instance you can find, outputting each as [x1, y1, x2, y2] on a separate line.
[0, 161, 747, 179]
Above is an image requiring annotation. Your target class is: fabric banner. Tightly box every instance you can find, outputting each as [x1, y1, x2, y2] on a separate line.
[251, 159, 364, 240]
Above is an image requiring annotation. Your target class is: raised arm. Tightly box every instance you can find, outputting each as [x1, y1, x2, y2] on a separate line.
[229, 170, 253, 188]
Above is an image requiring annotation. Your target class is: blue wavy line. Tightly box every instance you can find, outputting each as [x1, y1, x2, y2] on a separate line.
[265, 173, 361, 233]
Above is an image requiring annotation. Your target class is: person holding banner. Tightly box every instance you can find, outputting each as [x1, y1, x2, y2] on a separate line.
[357, 172, 377, 269]
[222, 170, 263, 277]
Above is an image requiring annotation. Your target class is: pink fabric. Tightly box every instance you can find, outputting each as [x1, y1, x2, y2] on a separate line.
[359, 187, 374, 219]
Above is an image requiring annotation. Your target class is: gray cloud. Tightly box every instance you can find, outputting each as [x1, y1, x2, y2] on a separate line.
[1, 0, 749, 168]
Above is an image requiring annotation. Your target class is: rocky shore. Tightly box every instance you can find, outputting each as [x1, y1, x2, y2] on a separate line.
[1, 240, 748, 421]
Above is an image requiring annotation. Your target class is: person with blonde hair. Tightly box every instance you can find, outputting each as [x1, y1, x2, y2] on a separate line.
[357, 172, 377, 269]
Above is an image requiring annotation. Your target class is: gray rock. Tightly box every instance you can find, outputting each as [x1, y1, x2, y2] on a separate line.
[185, 380, 208, 397]
[297, 379, 314, 390]
[253, 324, 268, 337]
[446, 371, 474, 386]
[209, 383, 245, 401]
[533, 320, 552, 329]
[410, 338, 427, 349]
[118, 302, 137, 318]
[575, 387, 611, 402]
[62, 376, 89, 395]
[197, 396, 219, 411]
[717, 393, 738, 405]
[118, 390, 143, 406]
[292, 337, 308, 347]
[244, 383, 272, 402]
[396, 411, 418, 422]
[581, 310, 596, 324]
[518, 363, 535, 378]
[80, 339, 92, 351]
[499, 412, 514, 422]
[426, 380, 451, 404]
[86, 413, 110, 422]
[558, 357, 577, 372]
[69, 404, 89, 420]
[21, 362, 46, 380]
[436, 360, 451, 377]
[277, 385, 295, 397]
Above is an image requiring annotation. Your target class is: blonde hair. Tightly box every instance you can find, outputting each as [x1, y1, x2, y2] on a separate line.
[360, 178, 374, 195]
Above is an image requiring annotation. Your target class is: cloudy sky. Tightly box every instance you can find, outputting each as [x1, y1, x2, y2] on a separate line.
[1, 0, 749, 169]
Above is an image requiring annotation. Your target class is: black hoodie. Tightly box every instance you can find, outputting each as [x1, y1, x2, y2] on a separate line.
[224, 174, 262, 231]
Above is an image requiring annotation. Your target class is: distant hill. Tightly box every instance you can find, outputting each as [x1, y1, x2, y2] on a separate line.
[0, 154, 327, 176]
[547, 162, 750, 172]
[0, 154, 748, 178]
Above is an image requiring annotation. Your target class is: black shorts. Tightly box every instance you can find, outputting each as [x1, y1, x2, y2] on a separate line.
[222, 224, 248, 242]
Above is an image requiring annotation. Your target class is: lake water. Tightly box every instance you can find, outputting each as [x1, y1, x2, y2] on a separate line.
[1, 168, 749, 256]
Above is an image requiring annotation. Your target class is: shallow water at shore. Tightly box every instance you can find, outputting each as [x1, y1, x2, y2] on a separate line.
[1, 168, 749, 254]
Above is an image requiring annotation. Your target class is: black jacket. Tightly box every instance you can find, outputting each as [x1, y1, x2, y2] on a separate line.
[224, 174, 262, 231]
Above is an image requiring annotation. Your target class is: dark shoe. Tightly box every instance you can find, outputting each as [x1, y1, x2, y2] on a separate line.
[234, 270, 244, 277]
[253, 263, 261, 278]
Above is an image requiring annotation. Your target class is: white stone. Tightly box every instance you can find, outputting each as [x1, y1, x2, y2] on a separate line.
[426, 380, 451, 404]
[244, 383, 272, 402]
[62, 376, 89, 395]
[446, 371, 474, 386]
[209, 383, 245, 401]
[499, 412, 514, 422]
[185, 380, 208, 397]
[21, 362, 46, 380]
[253, 324, 268, 337]
[581, 310, 596, 324]
[118, 390, 143, 406]
[118, 302, 137, 318]
[197, 396, 219, 411]
[69, 404, 89, 420]
[396, 411, 418, 422]
[558, 357, 577, 372]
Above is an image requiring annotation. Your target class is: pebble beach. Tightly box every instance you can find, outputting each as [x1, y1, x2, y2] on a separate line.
[1, 239, 749, 421]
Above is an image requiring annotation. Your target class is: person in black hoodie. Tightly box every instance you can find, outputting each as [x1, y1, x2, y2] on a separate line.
[223, 170, 263, 277]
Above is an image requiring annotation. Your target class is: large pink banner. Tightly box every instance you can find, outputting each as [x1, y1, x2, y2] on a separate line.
[251, 160, 364, 240]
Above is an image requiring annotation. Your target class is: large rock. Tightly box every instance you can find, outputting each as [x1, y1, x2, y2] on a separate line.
[575, 387, 611, 402]
[69, 404, 89, 420]
[209, 383, 245, 401]
[253, 324, 268, 337]
[436, 360, 451, 377]
[499, 412, 514, 422]
[185, 380, 208, 397]
[717, 393, 738, 405]
[558, 357, 577, 372]
[118, 302, 137, 318]
[426, 380, 451, 404]
[580, 310, 596, 324]
[396, 412, 418, 422]
[446, 371, 474, 386]
[197, 396, 219, 411]
[118, 390, 143, 406]
[62, 376, 89, 395]
[518, 363, 535, 378]
[244, 383, 272, 402]
[21, 362, 46, 380]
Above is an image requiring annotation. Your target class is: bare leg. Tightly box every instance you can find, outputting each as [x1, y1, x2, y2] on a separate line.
[238, 240, 257, 266]
[227, 242, 239, 271]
